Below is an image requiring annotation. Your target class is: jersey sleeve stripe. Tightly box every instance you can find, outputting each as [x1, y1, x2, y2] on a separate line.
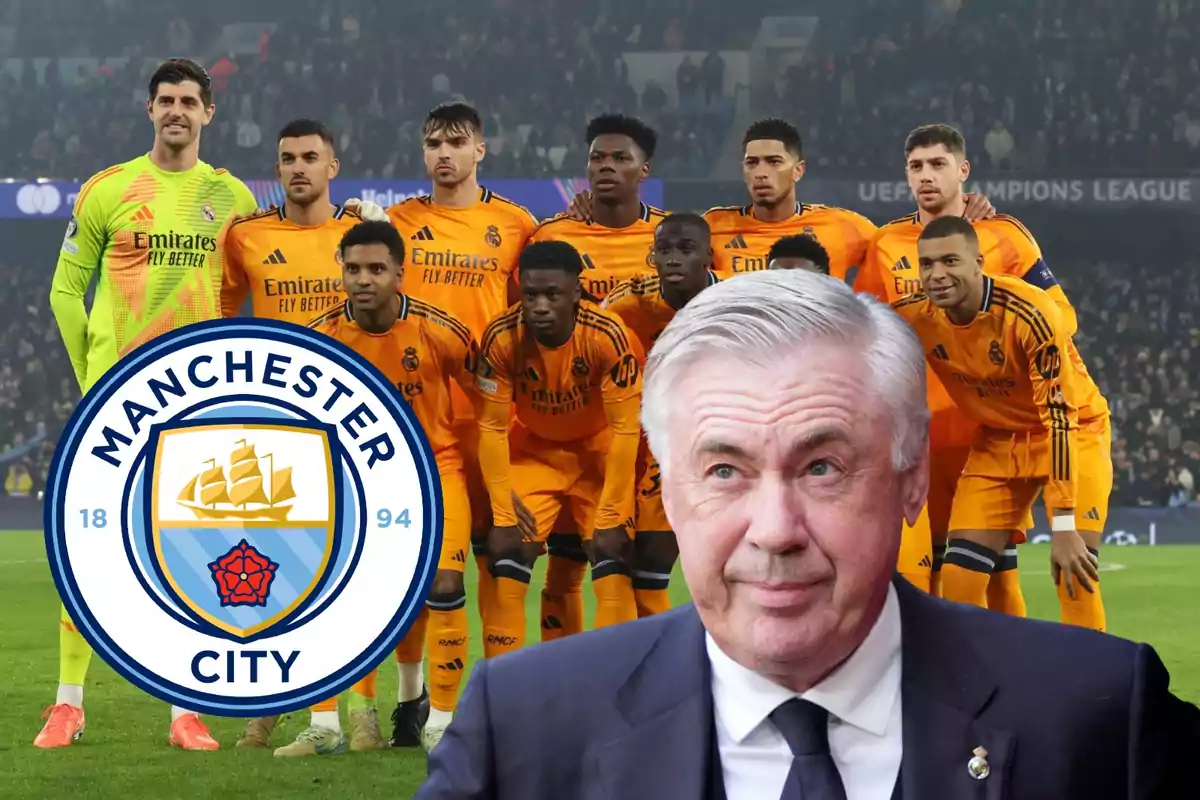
[307, 305, 344, 329]
[480, 309, 523, 355]
[1049, 402, 1070, 481]
[605, 281, 636, 305]
[577, 316, 629, 356]
[577, 309, 630, 353]
[531, 216, 576, 235]
[409, 299, 475, 348]
[228, 207, 284, 232]
[578, 307, 630, 347]
[892, 293, 929, 310]
[992, 214, 1038, 244]
[991, 290, 1053, 343]
[485, 192, 529, 211]
[883, 212, 920, 227]
[74, 165, 124, 209]
[636, 276, 660, 295]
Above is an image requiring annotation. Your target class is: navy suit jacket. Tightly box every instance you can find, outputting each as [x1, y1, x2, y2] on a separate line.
[417, 579, 1197, 799]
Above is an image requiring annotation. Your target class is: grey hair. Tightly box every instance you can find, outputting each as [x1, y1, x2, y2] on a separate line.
[641, 270, 929, 474]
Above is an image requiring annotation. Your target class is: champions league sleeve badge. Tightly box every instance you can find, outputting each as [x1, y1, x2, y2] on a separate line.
[42, 319, 443, 717]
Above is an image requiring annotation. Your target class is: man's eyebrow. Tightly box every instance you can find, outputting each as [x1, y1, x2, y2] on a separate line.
[692, 427, 852, 460]
[694, 440, 750, 460]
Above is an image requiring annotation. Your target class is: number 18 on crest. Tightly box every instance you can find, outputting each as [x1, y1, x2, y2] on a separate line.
[43, 319, 443, 716]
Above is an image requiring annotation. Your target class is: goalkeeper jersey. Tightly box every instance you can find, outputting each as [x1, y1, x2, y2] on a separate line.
[50, 154, 258, 392]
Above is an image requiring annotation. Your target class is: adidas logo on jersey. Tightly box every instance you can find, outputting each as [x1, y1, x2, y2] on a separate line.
[411, 226, 435, 241]
[723, 234, 748, 250]
[451, 550, 466, 564]
[130, 205, 154, 224]
[262, 248, 287, 265]
[891, 256, 912, 272]
[929, 344, 949, 360]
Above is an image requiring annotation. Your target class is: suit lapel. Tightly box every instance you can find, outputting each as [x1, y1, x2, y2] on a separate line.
[894, 579, 1014, 799]
[590, 606, 713, 800]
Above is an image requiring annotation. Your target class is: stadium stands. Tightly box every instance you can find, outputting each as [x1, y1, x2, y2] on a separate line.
[772, 0, 1200, 171]
[1, 0, 1198, 507]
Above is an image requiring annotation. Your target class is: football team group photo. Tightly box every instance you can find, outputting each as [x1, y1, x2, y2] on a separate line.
[6, 5, 1200, 796]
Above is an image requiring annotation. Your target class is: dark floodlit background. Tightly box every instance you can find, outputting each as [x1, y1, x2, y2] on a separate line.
[1, 0, 1198, 524]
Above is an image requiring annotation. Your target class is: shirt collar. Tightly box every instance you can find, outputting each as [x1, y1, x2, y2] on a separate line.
[707, 583, 902, 742]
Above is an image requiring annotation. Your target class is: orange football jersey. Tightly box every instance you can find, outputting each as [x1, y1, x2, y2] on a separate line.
[387, 187, 536, 425]
[602, 271, 720, 357]
[860, 211, 1080, 451]
[527, 203, 666, 301]
[310, 294, 477, 467]
[387, 186, 538, 342]
[891, 276, 1106, 514]
[705, 202, 876, 284]
[222, 205, 362, 324]
[475, 301, 642, 528]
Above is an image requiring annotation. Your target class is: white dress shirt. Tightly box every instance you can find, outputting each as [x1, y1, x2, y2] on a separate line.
[707, 584, 904, 800]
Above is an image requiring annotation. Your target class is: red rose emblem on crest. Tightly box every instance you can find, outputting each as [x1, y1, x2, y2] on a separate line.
[208, 539, 279, 607]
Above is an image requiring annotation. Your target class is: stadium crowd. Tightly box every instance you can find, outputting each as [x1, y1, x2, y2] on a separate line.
[0, 0, 744, 181]
[4, 0, 1200, 179]
[1, 0, 1198, 508]
[773, 0, 1200, 172]
[1067, 261, 1200, 508]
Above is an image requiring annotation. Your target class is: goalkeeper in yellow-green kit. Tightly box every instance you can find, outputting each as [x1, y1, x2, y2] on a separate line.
[40, 58, 258, 751]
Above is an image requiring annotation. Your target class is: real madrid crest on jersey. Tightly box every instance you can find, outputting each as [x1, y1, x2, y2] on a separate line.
[988, 339, 1005, 366]
[43, 319, 441, 716]
[402, 346, 420, 372]
[485, 224, 502, 248]
[201, 200, 216, 222]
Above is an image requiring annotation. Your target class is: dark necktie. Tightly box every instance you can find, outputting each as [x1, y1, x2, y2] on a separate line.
[770, 698, 848, 800]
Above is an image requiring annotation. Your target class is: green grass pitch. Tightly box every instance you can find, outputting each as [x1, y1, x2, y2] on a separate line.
[1, 531, 1197, 799]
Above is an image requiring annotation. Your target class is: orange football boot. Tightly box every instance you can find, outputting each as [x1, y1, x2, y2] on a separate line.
[34, 704, 86, 748]
[169, 713, 220, 750]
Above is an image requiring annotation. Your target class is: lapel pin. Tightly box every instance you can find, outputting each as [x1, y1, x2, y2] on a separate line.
[967, 746, 990, 780]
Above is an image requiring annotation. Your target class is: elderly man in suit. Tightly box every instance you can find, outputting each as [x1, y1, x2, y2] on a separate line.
[417, 270, 1197, 799]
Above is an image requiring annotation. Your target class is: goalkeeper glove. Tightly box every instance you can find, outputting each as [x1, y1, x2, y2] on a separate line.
[344, 197, 389, 221]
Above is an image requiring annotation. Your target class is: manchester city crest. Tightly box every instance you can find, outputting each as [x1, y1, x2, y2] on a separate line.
[42, 319, 442, 717]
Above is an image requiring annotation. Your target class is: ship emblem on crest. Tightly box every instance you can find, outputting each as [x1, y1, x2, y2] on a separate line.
[148, 422, 338, 641]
